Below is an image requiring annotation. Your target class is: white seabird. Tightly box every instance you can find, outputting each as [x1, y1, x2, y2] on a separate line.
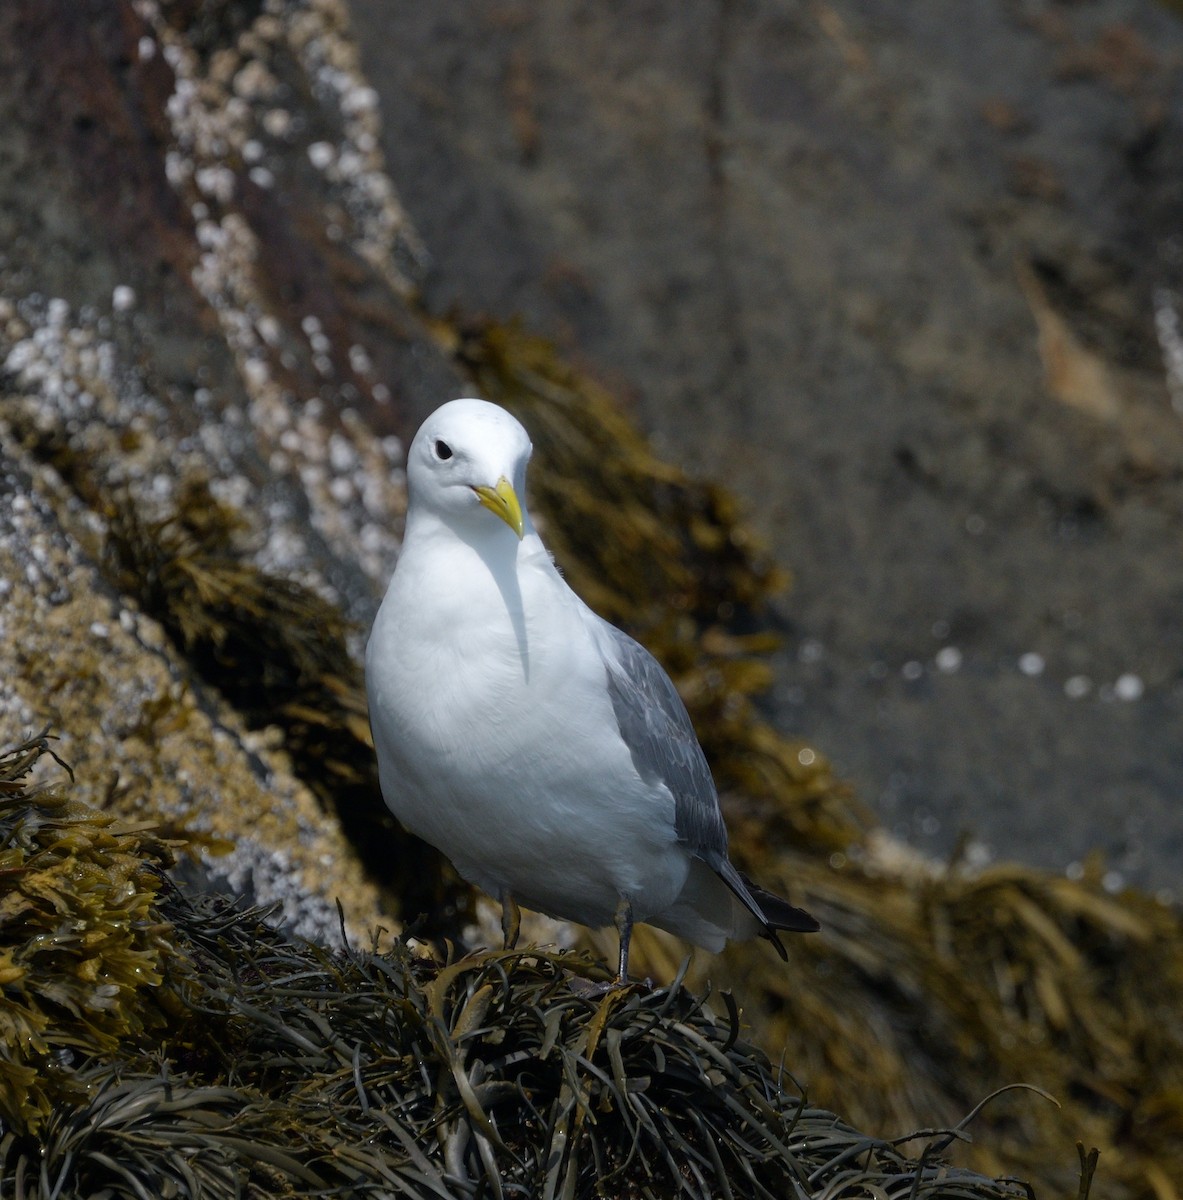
[366, 398, 817, 983]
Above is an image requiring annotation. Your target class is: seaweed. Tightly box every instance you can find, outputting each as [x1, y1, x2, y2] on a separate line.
[0, 732, 1053, 1198]
[0, 731, 179, 1135]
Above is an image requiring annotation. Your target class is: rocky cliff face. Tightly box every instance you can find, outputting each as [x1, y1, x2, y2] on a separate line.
[351, 0, 1183, 890]
[0, 0, 461, 939]
[4, 4, 1183, 1195]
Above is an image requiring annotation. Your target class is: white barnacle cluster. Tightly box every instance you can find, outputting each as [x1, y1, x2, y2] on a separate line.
[1153, 285, 1183, 414]
[216, 834, 361, 945]
[286, 0, 426, 292]
[0, 474, 74, 628]
[0, 293, 192, 513]
[135, 0, 412, 586]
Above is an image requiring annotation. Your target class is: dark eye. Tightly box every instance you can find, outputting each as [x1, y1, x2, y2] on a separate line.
[434, 439, 453, 460]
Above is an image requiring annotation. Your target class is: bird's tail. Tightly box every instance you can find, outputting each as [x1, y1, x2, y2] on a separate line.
[710, 856, 819, 961]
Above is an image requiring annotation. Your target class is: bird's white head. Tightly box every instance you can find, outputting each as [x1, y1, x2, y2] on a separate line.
[405, 398, 533, 541]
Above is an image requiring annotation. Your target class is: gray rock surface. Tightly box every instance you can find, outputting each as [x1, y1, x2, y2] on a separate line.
[0, 0, 459, 940]
[351, 0, 1183, 889]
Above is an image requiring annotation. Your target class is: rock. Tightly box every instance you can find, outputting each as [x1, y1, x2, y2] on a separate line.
[0, 0, 468, 942]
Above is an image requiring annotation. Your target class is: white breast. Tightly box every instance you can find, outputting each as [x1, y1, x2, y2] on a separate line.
[365, 533, 686, 928]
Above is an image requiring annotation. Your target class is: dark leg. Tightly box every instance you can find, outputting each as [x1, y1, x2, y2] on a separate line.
[614, 897, 634, 986]
[500, 892, 521, 950]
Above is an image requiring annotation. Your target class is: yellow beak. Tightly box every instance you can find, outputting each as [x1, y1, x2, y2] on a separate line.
[472, 477, 525, 539]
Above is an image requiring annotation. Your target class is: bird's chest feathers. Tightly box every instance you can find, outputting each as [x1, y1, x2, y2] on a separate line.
[372, 541, 589, 766]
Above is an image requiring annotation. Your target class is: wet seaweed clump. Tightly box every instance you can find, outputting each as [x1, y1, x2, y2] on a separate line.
[0, 732, 1054, 1199]
[0, 731, 179, 1135]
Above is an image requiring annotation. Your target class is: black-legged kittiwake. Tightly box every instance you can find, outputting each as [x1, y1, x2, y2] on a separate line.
[366, 398, 818, 984]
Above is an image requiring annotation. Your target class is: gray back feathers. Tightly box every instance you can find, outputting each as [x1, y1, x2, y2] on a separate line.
[592, 620, 729, 858]
[591, 613, 820, 942]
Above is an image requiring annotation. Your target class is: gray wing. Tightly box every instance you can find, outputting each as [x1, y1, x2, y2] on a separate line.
[589, 617, 729, 858]
[590, 614, 820, 943]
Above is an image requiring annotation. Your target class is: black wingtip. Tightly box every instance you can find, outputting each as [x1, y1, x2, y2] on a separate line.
[759, 899, 817, 961]
[712, 857, 820, 947]
[753, 887, 820, 935]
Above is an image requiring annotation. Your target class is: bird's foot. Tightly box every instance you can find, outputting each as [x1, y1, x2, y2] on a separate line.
[567, 973, 653, 997]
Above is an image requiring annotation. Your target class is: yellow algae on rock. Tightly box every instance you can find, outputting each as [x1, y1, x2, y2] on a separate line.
[0, 438, 390, 947]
